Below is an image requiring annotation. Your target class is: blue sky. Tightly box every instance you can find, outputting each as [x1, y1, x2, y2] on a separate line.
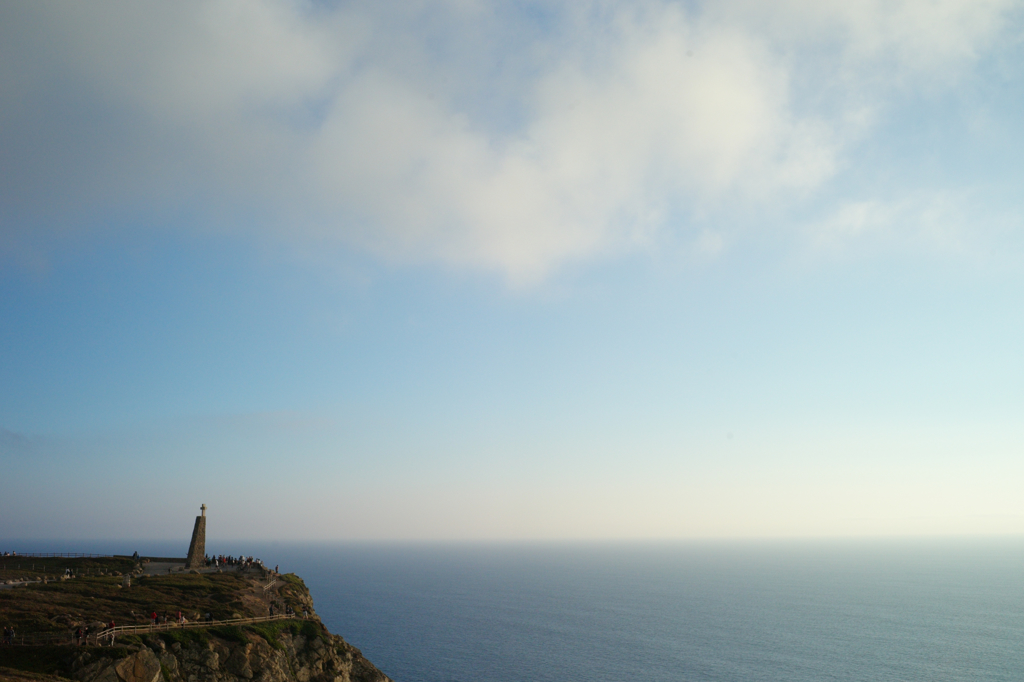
[2, 0, 1024, 541]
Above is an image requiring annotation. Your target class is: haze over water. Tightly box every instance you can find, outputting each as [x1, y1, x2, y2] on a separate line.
[9, 538, 1019, 681]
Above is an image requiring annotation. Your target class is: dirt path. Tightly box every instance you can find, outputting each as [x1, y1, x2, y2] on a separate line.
[140, 560, 250, 576]
[141, 560, 185, 575]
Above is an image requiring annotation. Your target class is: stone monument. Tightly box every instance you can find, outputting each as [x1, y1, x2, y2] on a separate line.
[185, 504, 207, 569]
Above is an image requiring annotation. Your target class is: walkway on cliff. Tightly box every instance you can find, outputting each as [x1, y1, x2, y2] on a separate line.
[8, 614, 307, 647]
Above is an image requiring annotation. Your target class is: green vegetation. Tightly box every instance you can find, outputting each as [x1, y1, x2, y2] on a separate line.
[278, 574, 303, 588]
[277, 573, 312, 615]
[0, 556, 136, 581]
[0, 647, 70, 676]
[244, 619, 324, 650]
[0, 557, 324, 680]
[0, 645, 128, 677]
[208, 624, 248, 645]
[0, 558, 265, 635]
[0, 667, 73, 682]
[244, 621, 286, 650]
[113, 633, 145, 648]
[157, 627, 210, 647]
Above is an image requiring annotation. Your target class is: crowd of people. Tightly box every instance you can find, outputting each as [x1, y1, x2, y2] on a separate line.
[148, 610, 189, 626]
[1, 551, 19, 557]
[205, 554, 266, 571]
[2, 625, 15, 644]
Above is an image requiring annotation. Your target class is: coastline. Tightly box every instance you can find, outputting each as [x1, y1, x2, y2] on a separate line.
[0, 554, 392, 682]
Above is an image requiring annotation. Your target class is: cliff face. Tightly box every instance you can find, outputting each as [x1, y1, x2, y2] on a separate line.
[71, 624, 391, 682]
[0, 558, 391, 682]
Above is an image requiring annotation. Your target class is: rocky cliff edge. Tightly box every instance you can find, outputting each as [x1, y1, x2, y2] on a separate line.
[71, 619, 391, 682]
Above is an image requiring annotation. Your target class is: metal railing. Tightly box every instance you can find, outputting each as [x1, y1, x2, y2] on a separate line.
[0, 553, 114, 559]
[3, 631, 75, 647]
[8, 614, 305, 647]
[96, 613, 298, 639]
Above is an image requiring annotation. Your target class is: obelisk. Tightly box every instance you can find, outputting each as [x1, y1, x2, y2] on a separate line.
[185, 504, 207, 569]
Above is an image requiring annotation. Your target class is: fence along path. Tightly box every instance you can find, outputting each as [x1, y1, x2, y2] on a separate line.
[98, 613, 302, 640]
[2, 552, 114, 559]
[10, 613, 303, 647]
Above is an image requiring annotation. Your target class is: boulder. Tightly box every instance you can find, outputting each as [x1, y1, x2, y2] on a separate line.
[113, 649, 162, 682]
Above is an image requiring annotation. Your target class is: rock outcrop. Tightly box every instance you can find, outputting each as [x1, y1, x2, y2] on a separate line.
[71, 624, 390, 682]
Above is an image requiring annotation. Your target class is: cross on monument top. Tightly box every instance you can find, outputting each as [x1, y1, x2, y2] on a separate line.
[201, 504, 207, 517]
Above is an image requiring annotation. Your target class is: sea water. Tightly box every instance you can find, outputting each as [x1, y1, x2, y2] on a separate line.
[6, 539, 1024, 681]
[262, 540, 1024, 682]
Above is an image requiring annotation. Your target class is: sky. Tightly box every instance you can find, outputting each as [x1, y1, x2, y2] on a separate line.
[2, 0, 1024, 543]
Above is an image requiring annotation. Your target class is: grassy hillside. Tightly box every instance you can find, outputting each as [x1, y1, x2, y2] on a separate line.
[0, 558, 307, 636]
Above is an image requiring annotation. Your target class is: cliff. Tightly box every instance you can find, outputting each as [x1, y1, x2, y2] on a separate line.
[0, 557, 392, 682]
[70, 620, 390, 682]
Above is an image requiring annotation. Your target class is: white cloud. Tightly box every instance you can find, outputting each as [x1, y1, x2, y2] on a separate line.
[1, 0, 1019, 280]
[804, 190, 1015, 259]
[711, 0, 1016, 69]
[310, 5, 840, 279]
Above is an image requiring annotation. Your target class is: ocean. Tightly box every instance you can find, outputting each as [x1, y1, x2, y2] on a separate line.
[271, 540, 1024, 682]
[6, 539, 1024, 681]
